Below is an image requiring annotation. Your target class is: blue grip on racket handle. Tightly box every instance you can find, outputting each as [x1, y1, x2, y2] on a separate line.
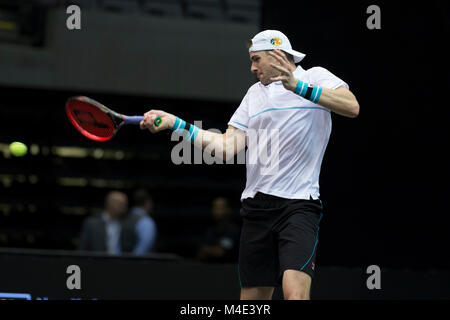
[123, 116, 144, 125]
[124, 115, 162, 126]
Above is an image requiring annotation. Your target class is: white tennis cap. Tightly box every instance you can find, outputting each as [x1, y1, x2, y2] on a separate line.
[248, 30, 306, 63]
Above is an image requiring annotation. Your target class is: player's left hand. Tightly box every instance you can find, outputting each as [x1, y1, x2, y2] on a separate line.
[269, 49, 298, 92]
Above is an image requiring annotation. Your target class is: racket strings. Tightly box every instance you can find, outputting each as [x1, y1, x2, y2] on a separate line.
[66, 100, 116, 141]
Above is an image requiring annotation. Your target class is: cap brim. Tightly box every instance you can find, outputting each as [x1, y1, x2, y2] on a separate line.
[284, 48, 306, 63]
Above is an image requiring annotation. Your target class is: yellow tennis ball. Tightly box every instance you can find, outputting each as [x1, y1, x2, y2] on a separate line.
[9, 142, 28, 157]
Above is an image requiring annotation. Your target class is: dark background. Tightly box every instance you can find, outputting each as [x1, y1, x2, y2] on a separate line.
[2, 248, 449, 299]
[0, 0, 449, 276]
[265, 0, 450, 269]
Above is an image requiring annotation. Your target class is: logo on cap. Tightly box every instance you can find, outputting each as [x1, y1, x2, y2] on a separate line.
[270, 38, 282, 46]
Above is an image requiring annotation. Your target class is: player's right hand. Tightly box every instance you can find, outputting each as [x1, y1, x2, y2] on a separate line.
[140, 109, 175, 133]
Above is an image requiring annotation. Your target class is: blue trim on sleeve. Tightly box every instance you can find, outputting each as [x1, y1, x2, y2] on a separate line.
[249, 106, 330, 120]
[230, 121, 249, 129]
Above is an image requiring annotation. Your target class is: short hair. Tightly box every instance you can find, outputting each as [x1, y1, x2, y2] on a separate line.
[133, 189, 152, 207]
[283, 52, 295, 64]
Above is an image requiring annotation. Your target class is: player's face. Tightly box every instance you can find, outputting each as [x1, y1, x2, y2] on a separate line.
[249, 51, 279, 85]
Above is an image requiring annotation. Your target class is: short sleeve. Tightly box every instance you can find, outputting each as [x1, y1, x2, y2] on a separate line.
[309, 67, 350, 90]
[228, 91, 250, 131]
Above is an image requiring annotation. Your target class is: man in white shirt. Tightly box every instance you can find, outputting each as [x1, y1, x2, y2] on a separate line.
[140, 30, 359, 300]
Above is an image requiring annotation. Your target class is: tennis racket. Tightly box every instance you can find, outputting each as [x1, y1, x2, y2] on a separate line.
[65, 96, 162, 141]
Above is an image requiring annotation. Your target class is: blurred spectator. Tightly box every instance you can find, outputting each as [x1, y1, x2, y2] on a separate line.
[197, 197, 240, 263]
[79, 191, 128, 255]
[120, 189, 157, 255]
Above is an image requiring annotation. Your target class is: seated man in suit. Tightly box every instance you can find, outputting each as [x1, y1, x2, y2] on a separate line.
[79, 190, 128, 255]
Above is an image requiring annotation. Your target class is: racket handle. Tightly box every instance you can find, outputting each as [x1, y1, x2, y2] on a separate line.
[123, 115, 162, 127]
[123, 116, 144, 125]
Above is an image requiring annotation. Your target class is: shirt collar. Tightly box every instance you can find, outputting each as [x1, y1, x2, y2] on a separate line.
[293, 65, 305, 77]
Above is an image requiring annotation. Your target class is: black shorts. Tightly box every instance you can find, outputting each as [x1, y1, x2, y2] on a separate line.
[238, 192, 323, 287]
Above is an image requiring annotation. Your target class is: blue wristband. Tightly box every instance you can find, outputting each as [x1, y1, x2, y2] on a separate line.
[171, 117, 199, 143]
[178, 119, 186, 133]
[294, 80, 303, 95]
[191, 126, 199, 141]
[189, 126, 199, 142]
[313, 87, 323, 103]
[294, 80, 323, 104]
[172, 117, 181, 130]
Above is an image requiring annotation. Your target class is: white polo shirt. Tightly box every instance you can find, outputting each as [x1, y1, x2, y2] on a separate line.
[228, 65, 349, 201]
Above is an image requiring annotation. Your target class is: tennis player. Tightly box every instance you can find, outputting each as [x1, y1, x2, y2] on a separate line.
[140, 30, 359, 300]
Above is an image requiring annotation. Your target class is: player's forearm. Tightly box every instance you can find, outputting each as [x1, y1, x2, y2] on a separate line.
[292, 79, 360, 118]
[141, 112, 244, 160]
[316, 88, 360, 118]
[194, 129, 239, 162]
[171, 118, 240, 161]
